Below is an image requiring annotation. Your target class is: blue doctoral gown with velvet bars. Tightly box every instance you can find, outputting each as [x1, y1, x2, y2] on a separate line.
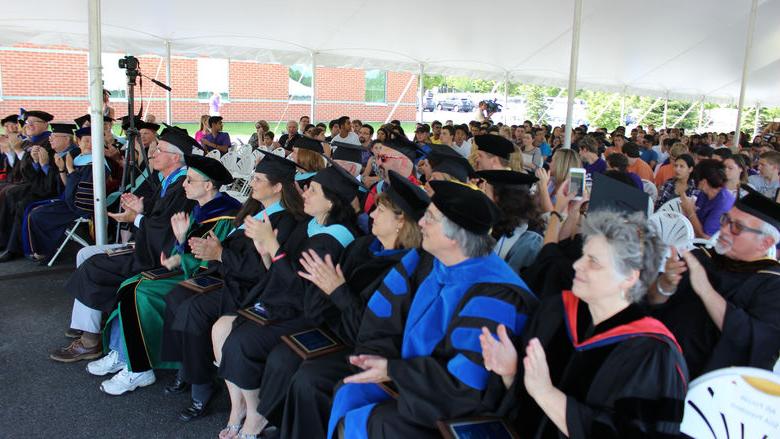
[328, 251, 538, 439]
[22, 156, 97, 257]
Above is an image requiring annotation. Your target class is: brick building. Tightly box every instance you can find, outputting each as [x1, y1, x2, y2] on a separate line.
[0, 44, 418, 125]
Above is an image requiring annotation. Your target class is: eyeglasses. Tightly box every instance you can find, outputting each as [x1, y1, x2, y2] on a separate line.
[185, 176, 209, 184]
[377, 154, 406, 163]
[719, 213, 764, 236]
[150, 147, 177, 156]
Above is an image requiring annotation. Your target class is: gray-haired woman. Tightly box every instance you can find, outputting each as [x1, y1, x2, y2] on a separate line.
[480, 210, 689, 438]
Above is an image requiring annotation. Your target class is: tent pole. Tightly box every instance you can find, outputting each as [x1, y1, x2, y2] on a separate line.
[697, 99, 705, 132]
[619, 91, 626, 127]
[563, 0, 583, 149]
[88, 0, 106, 246]
[503, 72, 509, 125]
[662, 93, 669, 129]
[165, 40, 172, 124]
[310, 52, 317, 125]
[753, 102, 761, 137]
[418, 64, 425, 123]
[734, 0, 759, 147]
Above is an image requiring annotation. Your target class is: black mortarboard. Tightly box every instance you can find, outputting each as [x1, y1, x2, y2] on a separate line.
[293, 136, 324, 154]
[208, 116, 223, 127]
[735, 185, 780, 231]
[1, 114, 19, 126]
[159, 124, 196, 155]
[427, 145, 475, 182]
[386, 170, 430, 221]
[75, 127, 92, 138]
[137, 120, 161, 132]
[49, 123, 77, 135]
[254, 148, 299, 182]
[380, 137, 418, 162]
[120, 115, 139, 130]
[311, 165, 360, 203]
[184, 154, 234, 186]
[474, 134, 514, 160]
[74, 114, 90, 128]
[331, 140, 363, 164]
[588, 171, 649, 216]
[429, 180, 499, 234]
[475, 170, 538, 187]
[24, 110, 55, 123]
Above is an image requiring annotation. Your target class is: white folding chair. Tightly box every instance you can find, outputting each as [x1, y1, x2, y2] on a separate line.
[642, 179, 658, 203]
[190, 148, 204, 156]
[649, 211, 694, 249]
[681, 367, 780, 438]
[206, 149, 222, 159]
[656, 197, 683, 214]
[48, 217, 92, 267]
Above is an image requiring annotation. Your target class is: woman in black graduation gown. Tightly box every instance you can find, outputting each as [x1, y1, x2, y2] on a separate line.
[251, 170, 429, 438]
[160, 150, 305, 420]
[214, 165, 360, 439]
[480, 210, 689, 438]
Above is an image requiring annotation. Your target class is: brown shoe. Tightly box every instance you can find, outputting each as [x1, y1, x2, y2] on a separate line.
[64, 328, 83, 339]
[49, 339, 102, 363]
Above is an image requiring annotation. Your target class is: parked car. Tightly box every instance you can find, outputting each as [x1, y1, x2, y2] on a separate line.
[437, 97, 474, 112]
[421, 97, 435, 112]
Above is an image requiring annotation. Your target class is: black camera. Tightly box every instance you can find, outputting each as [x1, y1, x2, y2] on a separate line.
[118, 55, 139, 71]
[484, 99, 502, 113]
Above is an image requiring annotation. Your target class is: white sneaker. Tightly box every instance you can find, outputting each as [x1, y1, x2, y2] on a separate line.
[86, 350, 123, 376]
[100, 367, 156, 396]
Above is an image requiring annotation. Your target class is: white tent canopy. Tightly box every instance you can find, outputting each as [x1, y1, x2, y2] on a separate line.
[2, 0, 779, 106]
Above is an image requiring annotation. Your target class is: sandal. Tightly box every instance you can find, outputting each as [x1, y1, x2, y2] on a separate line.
[218, 423, 242, 439]
[236, 417, 269, 439]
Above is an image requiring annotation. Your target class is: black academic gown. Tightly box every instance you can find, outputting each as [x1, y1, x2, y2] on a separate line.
[160, 208, 299, 385]
[25, 160, 94, 257]
[520, 236, 583, 299]
[650, 247, 780, 379]
[279, 247, 433, 439]
[217, 219, 356, 390]
[256, 236, 409, 426]
[66, 172, 194, 313]
[503, 292, 688, 439]
[0, 137, 65, 253]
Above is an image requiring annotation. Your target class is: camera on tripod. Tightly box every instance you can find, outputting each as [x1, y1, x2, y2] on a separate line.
[118, 55, 139, 72]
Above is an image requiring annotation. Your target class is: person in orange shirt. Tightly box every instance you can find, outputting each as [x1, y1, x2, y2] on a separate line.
[654, 142, 689, 188]
[623, 142, 654, 181]
[605, 133, 626, 157]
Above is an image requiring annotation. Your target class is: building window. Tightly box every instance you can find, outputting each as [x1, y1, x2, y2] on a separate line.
[289, 64, 312, 101]
[365, 70, 386, 103]
[197, 58, 230, 100]
[102, 53, 128, 99]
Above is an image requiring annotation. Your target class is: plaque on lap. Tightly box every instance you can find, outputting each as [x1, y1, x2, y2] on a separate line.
[238, 304, 274, 326]
[437, 417, 520, 439]
[179, 275, 223, 294]
[106, 243, 135, 257]
[140, 267, 183, 280]
[281, 328, 345, 360]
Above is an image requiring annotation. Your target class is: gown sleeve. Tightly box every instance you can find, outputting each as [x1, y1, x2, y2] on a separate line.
[565, 337, 688, 438]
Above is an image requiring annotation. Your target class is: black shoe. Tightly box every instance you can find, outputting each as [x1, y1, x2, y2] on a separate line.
[0, 250, 18, 263]
[259, 426, 279, 439]
[178, 398, 211, 422]
[164, 376, 189, 395]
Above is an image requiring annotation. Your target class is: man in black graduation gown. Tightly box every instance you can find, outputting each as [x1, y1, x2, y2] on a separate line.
[23, 125, 101, 261]
[649, 186, 780, 378]
[0, 114, 77, 262]
[0, 114, 21, 183]
[326, 181, 538, 439]
[50, 125, 197, 362]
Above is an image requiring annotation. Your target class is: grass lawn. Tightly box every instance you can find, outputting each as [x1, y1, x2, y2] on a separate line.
[116, 121, 420, 138]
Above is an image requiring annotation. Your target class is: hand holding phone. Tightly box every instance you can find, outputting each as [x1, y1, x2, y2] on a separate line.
[568, 168, 586, 200]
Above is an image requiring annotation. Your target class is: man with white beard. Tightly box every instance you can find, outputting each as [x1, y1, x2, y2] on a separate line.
[648, 186, 780, 379]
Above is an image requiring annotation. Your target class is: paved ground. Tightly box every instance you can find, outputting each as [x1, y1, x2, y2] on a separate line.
[0, 245, 229, 438]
